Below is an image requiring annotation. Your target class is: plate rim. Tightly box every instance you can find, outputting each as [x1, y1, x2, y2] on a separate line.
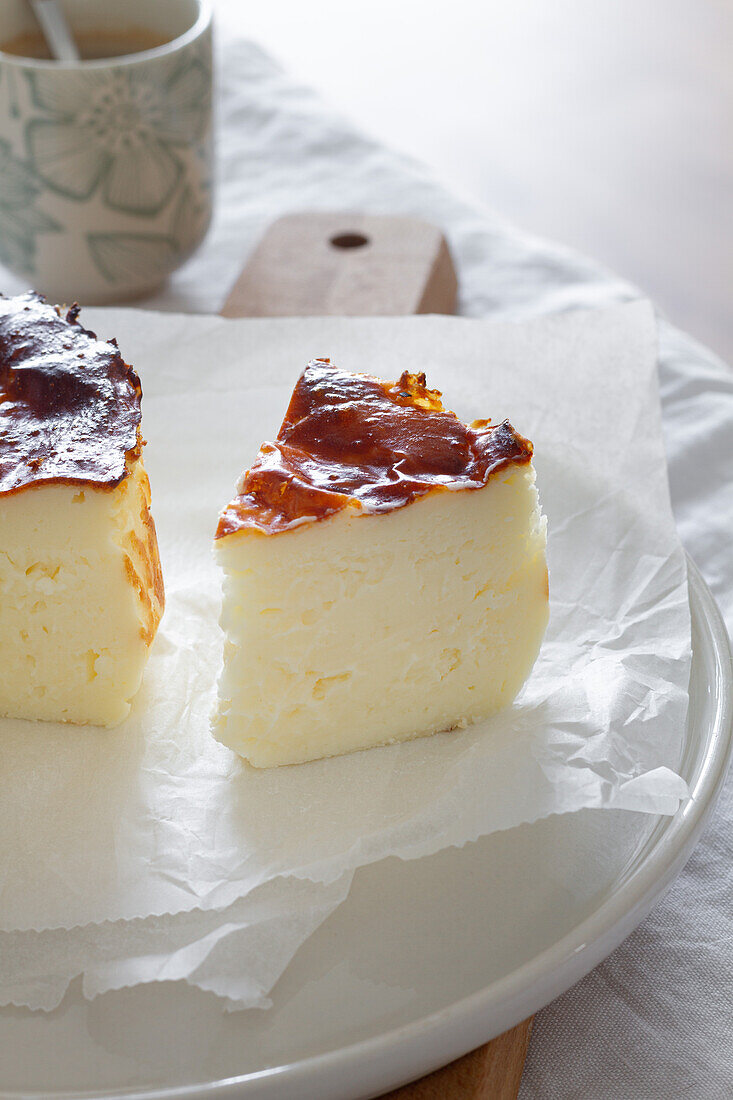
[4, 555, 731, 1100]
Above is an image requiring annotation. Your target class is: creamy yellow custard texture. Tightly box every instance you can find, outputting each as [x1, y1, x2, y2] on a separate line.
[214, 360, 548, 767]
[0, 292, 164, 727]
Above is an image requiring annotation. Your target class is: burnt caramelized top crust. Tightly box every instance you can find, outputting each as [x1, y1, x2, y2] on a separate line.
[0, 292, 142, 496]
[217, 358, 533, 538]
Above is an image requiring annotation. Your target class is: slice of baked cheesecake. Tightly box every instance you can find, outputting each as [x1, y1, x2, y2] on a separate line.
[214, 359, 548, 767]
[0, 292, 164, 727]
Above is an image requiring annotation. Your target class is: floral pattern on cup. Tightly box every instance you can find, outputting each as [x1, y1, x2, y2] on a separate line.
[0, 6, 213, 303]
[0, 137, 59, 275]
[87, 179, 211, 285]
[24, 56, 211, 217]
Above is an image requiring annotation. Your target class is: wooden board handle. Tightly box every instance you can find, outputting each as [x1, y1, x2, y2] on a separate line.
[222, 212, 457, 317]
[221, 212, 532, 1100]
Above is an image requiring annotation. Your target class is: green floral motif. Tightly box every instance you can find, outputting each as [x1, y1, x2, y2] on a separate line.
[24, 58, 210, 216]
[170, 182, 211, 254]
[87, 232, 179, 285]
[87, 176, 211, 285]
[0, 64, 22, 119]
[0, 139, 59, 275]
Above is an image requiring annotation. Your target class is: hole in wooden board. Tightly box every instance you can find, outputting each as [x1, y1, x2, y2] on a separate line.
[330, 232, 370, 249]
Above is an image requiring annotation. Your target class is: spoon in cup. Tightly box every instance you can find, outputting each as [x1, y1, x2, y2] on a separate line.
[27, 0, 80, 61]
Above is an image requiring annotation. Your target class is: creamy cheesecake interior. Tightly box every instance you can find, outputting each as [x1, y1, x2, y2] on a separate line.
[214, 359, 548, 768]
[0, 460, 163, 726]
[216, 464, 547, 767]
[0, 292, 164, 728]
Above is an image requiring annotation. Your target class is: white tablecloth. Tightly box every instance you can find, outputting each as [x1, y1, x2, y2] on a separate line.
[4, 37, 730, 1099]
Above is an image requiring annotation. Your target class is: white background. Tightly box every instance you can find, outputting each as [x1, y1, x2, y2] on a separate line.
[214, 0, 733, 369]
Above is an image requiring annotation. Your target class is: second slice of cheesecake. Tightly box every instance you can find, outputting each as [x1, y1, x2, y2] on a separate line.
[0, 293, 164, 728]
[214, 359, 548, 767]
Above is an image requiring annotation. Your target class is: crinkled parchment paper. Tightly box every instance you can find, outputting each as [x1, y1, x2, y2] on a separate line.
[0, 302, 691, 1009]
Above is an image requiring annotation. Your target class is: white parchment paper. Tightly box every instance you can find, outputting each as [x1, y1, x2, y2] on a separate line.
[0, 302, 691, 1007]
[0, 872, 353, 1012]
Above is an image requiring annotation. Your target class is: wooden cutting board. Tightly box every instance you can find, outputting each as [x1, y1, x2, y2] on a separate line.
[222, 212, 533, 1100]
[222, 212, 458, 316]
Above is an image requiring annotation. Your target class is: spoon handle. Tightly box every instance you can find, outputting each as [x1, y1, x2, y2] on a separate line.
[28, 0, 80, 62]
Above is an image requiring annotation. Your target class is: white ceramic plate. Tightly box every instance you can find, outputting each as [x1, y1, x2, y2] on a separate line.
[1, 556, 730, 1100]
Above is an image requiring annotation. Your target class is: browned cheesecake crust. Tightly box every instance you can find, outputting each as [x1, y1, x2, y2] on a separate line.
[0, 292, 142, 496]
[217, 358, 533, 538]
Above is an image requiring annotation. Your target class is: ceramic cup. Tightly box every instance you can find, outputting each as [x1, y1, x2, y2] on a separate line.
[0, 0, 213, 303]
